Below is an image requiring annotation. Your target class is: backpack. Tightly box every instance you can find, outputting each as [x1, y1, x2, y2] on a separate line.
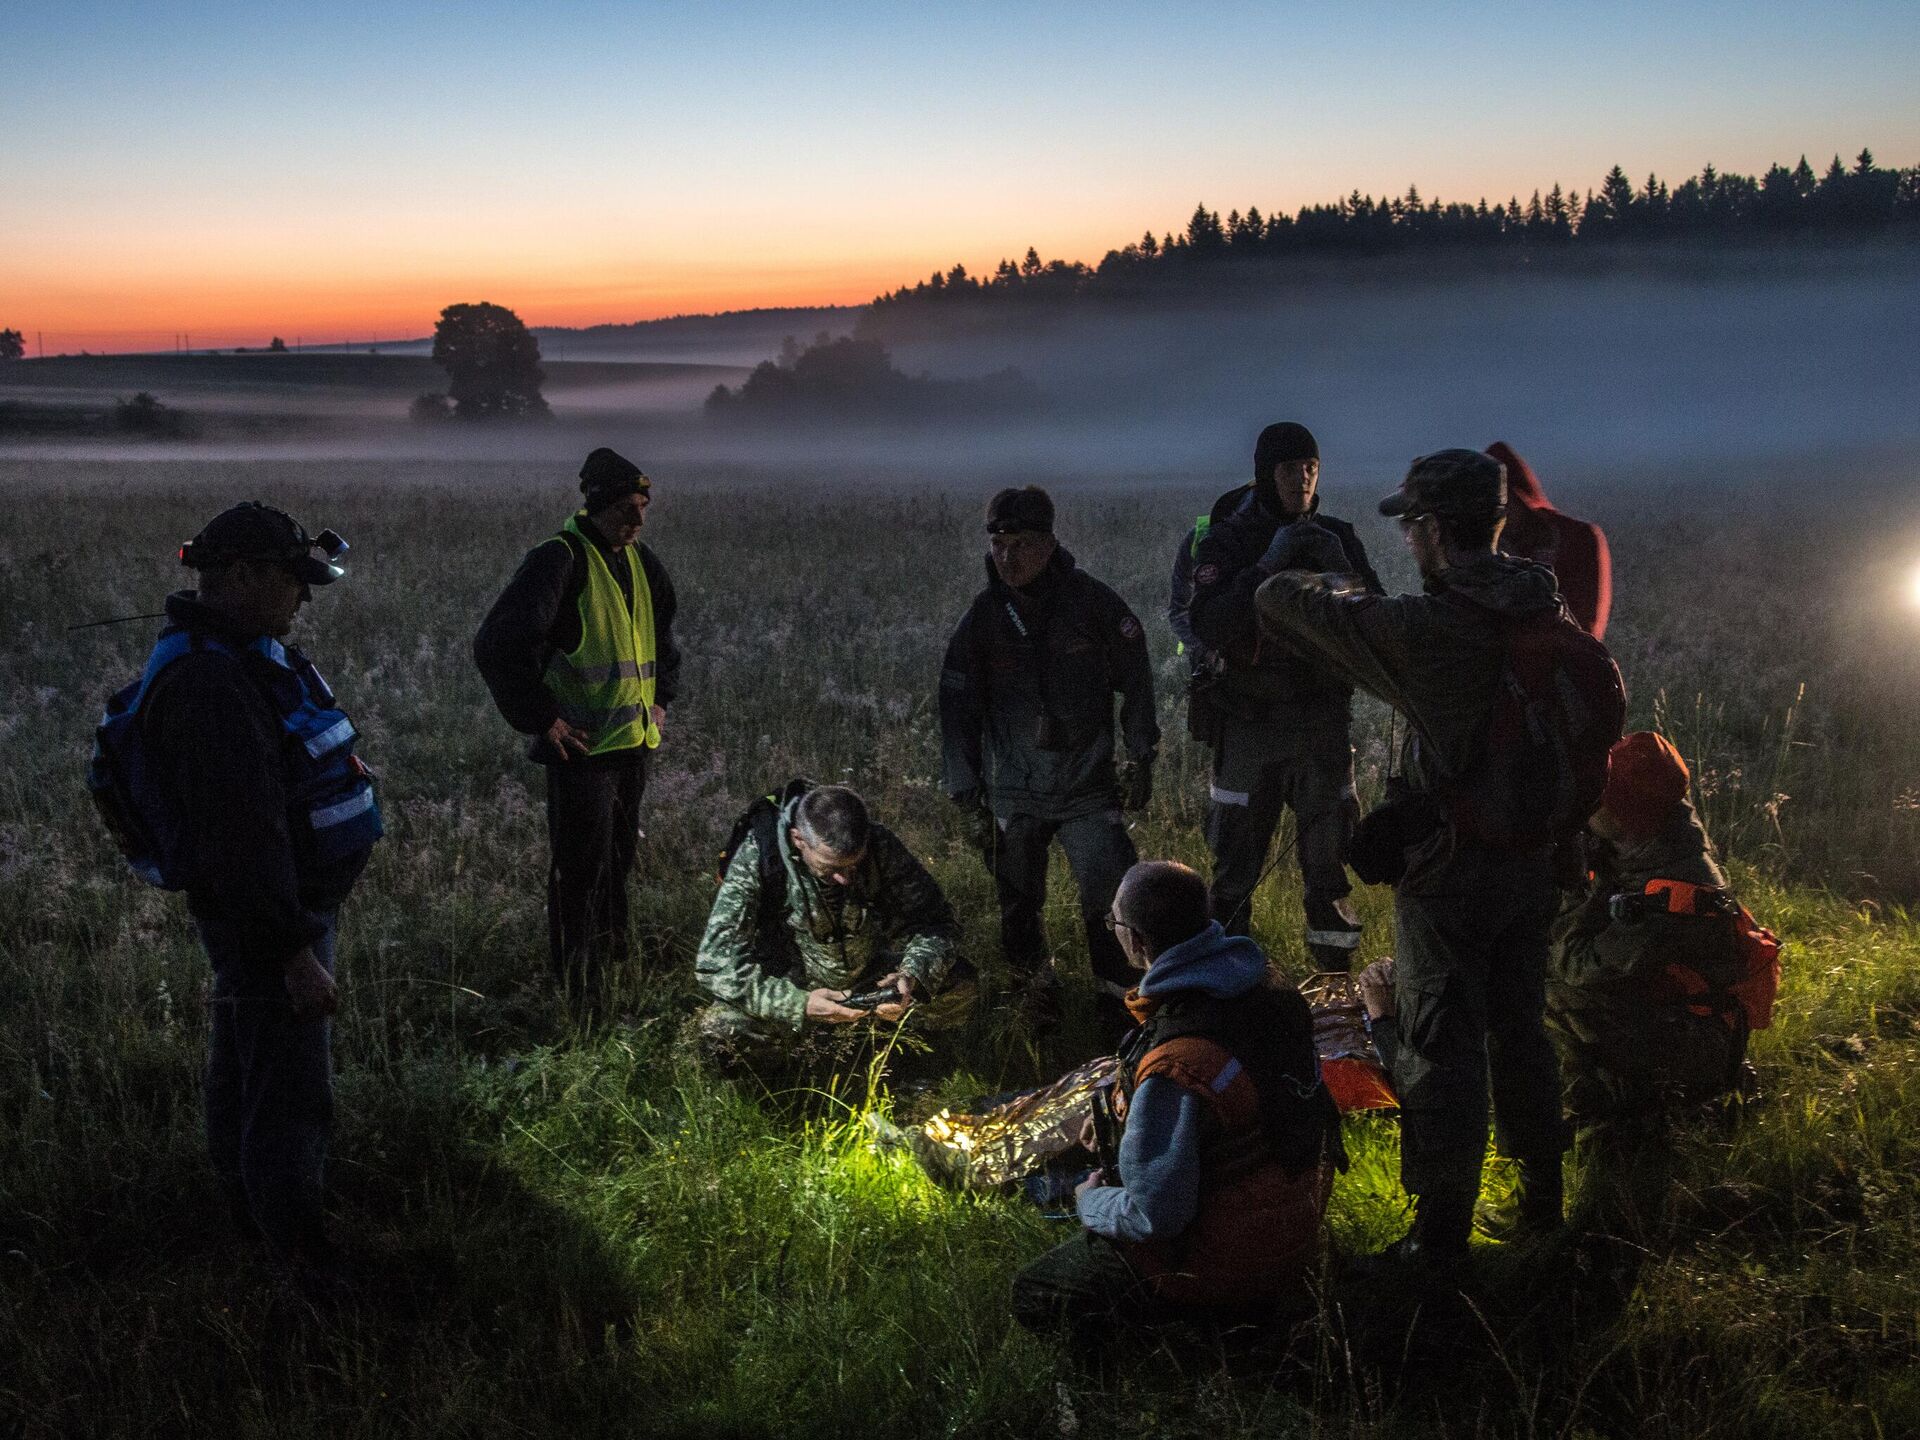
[1445, 609, 1626, 850]
[90, 673, 188, 889]
[715, 778, 812, 956]
[1618, 879, 1784, 1032]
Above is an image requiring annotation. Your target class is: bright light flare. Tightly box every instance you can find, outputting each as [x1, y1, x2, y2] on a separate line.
[1908, 561, 1920, 609]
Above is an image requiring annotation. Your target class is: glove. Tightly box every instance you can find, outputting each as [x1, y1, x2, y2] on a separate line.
[953, 790, 997, 856]
[1120, 756, 1154, 812]
[1256, 517, 1348, 576]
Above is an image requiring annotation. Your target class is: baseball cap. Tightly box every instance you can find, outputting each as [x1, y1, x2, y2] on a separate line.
[1378, 448, 1507, 520]
[180, 502, 348, 584]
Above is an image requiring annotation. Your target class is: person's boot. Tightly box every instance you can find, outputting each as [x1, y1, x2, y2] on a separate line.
[1474, 1156, 1565, 1241]
[1355, 1190, 1473, 1284]
[1304, 895, 1363, 971]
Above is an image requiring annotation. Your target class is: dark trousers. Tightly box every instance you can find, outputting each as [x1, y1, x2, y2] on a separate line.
[1012, 1231, 1158, 1338]
[1205, 724, 1358, 941]
[1391, 880, 1568, 1201]
[546, 751, 648, 1000]
[992, 810, 1137, 998]
[204, 910, 337, 1260]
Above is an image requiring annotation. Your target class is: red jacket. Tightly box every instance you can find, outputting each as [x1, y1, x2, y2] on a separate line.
[1487, 442, 1612, 639]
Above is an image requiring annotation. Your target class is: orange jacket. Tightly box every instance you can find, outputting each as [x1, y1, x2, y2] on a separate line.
[1115, 1027, 1334, 1307]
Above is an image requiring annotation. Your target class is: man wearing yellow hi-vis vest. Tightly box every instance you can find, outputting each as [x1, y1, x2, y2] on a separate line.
[475, 448, 681, 1007]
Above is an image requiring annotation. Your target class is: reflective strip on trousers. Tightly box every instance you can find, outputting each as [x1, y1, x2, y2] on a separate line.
[1209, 783, 1251, 807]
[311, 788, 376, 829]
[1305, 927, 1362, 949]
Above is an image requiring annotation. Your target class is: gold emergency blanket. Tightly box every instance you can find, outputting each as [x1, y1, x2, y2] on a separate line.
[916, 1055, 1117, 1192]
[908, 978, 1399, 1191]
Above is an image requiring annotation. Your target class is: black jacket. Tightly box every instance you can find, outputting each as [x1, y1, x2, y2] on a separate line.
[473, 518, 681, 764]
[940, 546, 1159, 820]
[141, 593, 363, 971]
[1187, 484, 1381, 716]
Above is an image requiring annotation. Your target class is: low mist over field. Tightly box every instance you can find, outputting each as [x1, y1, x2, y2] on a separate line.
[7, 260, 1918, 484]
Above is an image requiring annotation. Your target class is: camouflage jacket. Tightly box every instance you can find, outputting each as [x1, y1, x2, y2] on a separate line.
[1546, 801, 1745, 1114]
[694, 801, 960, 1031]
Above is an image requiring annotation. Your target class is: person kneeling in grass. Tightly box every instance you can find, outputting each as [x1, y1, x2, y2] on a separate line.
[1011, 861, 1343, 1340]
[693, 782, 975, 1069]
[1545, 732, 1775, 1131]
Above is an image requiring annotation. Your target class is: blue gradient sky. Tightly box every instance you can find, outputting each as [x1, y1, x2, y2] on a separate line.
[3, 0, 1916, 345]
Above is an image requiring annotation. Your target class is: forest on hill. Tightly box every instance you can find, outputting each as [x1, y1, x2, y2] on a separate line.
[863, 148, 1920, 335]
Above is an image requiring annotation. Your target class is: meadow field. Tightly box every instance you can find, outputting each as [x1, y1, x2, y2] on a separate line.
[3, 452, 1920, 1438]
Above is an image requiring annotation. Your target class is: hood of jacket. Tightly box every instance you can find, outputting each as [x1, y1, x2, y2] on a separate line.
[1487, 441, 1551, 513]
[1426, 552, 1563, 618]
[1138, 921, 1269, 1002]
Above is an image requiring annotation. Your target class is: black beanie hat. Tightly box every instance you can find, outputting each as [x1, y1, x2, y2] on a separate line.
[985, 485, 1055, 535]
[1253, 422, 1319, 482]
[579, 447, 648, 508]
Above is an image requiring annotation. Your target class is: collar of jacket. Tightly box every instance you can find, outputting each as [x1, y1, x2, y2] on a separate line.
[571, 511, 629, 558]
[1212, 482, 1321, 529]
[163, 589, 271, 645]
[983, 543, 1076, 603]
[1607, 798, 1727, 890]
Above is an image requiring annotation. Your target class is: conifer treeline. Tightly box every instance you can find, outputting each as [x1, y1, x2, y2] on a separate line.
[866, 150, 1919, 321]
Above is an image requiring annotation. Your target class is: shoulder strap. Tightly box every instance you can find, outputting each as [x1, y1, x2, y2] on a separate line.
[1188, 514, 1211, 559]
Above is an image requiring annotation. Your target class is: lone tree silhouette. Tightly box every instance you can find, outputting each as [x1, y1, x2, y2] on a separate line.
[430, 302, 549, 420]
[0, 328, 24, 362]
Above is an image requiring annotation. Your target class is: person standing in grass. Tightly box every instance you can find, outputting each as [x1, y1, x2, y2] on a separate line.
[1255, 450, 1613, 1273]
[939, 485, 1160, 1042]
[692, 783, 973, 1066]
[91, 502, 382, 1294]
[1011, 861, 1341, 1340]
[1184, 422, 1382, 965]
[474, 448, 681, 1011]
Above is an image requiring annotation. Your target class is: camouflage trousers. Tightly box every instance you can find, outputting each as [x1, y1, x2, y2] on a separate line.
[1545, 996, 1746, 1125]
[695, 956, 978, 1069]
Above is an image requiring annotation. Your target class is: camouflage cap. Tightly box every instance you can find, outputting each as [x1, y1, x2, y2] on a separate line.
[1378, 448, 1507, 520]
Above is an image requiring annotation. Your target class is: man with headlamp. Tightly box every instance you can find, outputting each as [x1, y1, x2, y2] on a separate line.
[89, 500, 381, 1295]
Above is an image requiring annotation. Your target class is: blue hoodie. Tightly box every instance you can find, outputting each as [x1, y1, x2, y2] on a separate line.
[1078, 923, 1270, 1245]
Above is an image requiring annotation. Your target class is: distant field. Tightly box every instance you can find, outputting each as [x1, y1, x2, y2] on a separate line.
[2, 459, 1918, 1438]
[0, 352, 746, 395]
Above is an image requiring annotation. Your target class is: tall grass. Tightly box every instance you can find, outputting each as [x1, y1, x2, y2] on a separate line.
[2, 459, 1918, 1437]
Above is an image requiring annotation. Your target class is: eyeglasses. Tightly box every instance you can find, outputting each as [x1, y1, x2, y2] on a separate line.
[1104, 911, 1135, 935]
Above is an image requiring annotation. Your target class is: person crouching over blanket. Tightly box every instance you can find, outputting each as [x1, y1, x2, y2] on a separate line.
[1011, 861, 1343, 1340]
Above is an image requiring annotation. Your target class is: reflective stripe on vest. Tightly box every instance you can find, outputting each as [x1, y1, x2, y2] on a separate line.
[542, 514, 660, 755]
[97, 627, 384, 887]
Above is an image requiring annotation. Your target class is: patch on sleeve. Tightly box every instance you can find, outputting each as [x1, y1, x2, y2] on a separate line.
[1118, 615, 1142, 641]
[1194, 562, 1220, 587]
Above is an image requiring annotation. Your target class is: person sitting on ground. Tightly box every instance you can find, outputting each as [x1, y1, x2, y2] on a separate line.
[693, 783, 974, 1065]
[1546, 732, 1775, 1128]
[1011, 861, 1342, 1340]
